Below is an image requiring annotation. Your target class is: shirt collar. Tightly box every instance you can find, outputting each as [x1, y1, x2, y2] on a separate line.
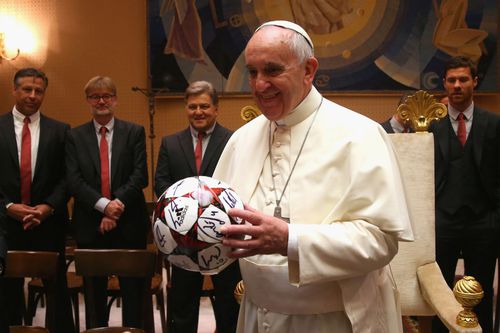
[276, 86, 322, 127]
[448, 102, 474, 121]
[190, 122, 216, 138]
[93, 117, 115, 133]
[12, 106, 40, 123]
[390, 115, 405, 133]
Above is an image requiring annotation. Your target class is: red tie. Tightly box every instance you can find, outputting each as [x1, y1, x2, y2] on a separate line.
[457, 112, 466, 146]
[99, 127, 111, 198]
[20, 117, 31, 204]
[194, 131, 205, 175]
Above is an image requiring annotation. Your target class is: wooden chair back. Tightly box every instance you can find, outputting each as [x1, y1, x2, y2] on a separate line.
[3, 251, 58, 332]
[74, 249, 156, 333]
[80, 327, 145, 333]
[4, 251, 58, 279]
[9, 326, 50, 333]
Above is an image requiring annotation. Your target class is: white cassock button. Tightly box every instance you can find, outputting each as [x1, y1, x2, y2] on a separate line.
[275, 141, 281, 147]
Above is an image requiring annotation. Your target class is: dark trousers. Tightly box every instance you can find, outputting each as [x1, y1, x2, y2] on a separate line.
[0, 278, 7, 333]
[168, 260, 241, 333]
[83, 276, 145, 328]
[432, 207, 498, 333]
[79, 232, 147, 330]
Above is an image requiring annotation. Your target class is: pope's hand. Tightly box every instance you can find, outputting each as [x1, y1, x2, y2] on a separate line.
[221, 205, 289, 258]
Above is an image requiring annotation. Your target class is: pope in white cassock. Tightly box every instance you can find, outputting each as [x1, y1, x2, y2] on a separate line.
[214, 20, 414, 333]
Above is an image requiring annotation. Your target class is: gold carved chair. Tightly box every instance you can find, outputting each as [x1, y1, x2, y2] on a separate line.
[391, 91, 482, 333]
[238, 91, 484, 333]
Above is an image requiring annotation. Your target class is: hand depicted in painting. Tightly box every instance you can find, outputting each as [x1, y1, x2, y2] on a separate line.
[432, 0, 487, 62]
[290, 0, 353, 34]
[161, 0, 205, 64]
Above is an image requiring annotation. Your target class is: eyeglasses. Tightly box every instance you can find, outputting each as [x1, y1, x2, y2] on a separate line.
[187, 103, 212, 111]
[87, 94, 116, 103]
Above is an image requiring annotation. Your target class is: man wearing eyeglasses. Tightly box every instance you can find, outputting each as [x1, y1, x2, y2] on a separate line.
[66, 76, 149, 329]
[0, 68, 74, 333]
[154, 81, 240, 333]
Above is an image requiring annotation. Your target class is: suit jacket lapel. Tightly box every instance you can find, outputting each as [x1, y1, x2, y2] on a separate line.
[110, 119, 125, 186]
[200, 123, 223, 174]
[1, 113, 19, 171]
[178, 128, 197, 174]
[33, 115, 48, 181]
[83, 121, 101, 176]
[471, 107, 486, 167]
[435, 115, 450, 162]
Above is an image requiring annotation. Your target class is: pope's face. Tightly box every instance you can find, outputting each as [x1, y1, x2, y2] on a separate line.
[244, 27, 317, 121]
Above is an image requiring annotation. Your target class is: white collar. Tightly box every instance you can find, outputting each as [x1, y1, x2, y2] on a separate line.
[93, 117, 115, 133]
[12, 107, 40, 123]
[276, 86, 322, 127]
[448, 102, 474, 120]
[190, 122, 216, 138]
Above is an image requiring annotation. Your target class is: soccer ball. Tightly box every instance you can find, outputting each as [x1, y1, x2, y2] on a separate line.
[152, 176, 244, 274]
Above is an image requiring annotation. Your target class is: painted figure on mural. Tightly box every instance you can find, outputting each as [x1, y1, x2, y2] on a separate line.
[433, 0, 488, 62]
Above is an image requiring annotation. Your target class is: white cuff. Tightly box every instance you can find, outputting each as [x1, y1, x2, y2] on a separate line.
[95, 197, 111, 214]
[287, 223, 299, 260]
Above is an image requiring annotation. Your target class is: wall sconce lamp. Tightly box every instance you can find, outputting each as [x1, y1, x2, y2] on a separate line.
[0, 32, 20, 62]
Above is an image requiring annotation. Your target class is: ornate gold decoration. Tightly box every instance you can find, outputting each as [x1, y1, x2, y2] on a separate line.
[234, 280, 245, 304]
[453, 276, 484, 328]
[0, 32, 20, 62]
[397, 90, 447, 132]
[240, 105, 261, 123]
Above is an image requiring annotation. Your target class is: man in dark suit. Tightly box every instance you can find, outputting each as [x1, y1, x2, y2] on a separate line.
[0, 191, 6, 276]
[431, 56, 500, 333]
[0, 203, 6, 333]
[0, 68, 74, 333]
[66, 76, 149, 329]
[380, 91, 415, 133]
[0, 231, 4, 333]
[155, 81, 240, 333]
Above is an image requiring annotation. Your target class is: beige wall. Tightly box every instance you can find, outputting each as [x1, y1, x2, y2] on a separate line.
[0, 0, 499, 200]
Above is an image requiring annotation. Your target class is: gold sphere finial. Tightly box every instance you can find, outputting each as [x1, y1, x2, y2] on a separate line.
[453, 276, 484, 327]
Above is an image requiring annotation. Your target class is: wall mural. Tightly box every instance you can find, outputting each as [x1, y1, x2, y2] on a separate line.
[148, 0, 497, 93]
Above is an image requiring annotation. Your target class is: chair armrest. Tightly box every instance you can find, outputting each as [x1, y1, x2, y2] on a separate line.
[417, 262, 482, 333]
